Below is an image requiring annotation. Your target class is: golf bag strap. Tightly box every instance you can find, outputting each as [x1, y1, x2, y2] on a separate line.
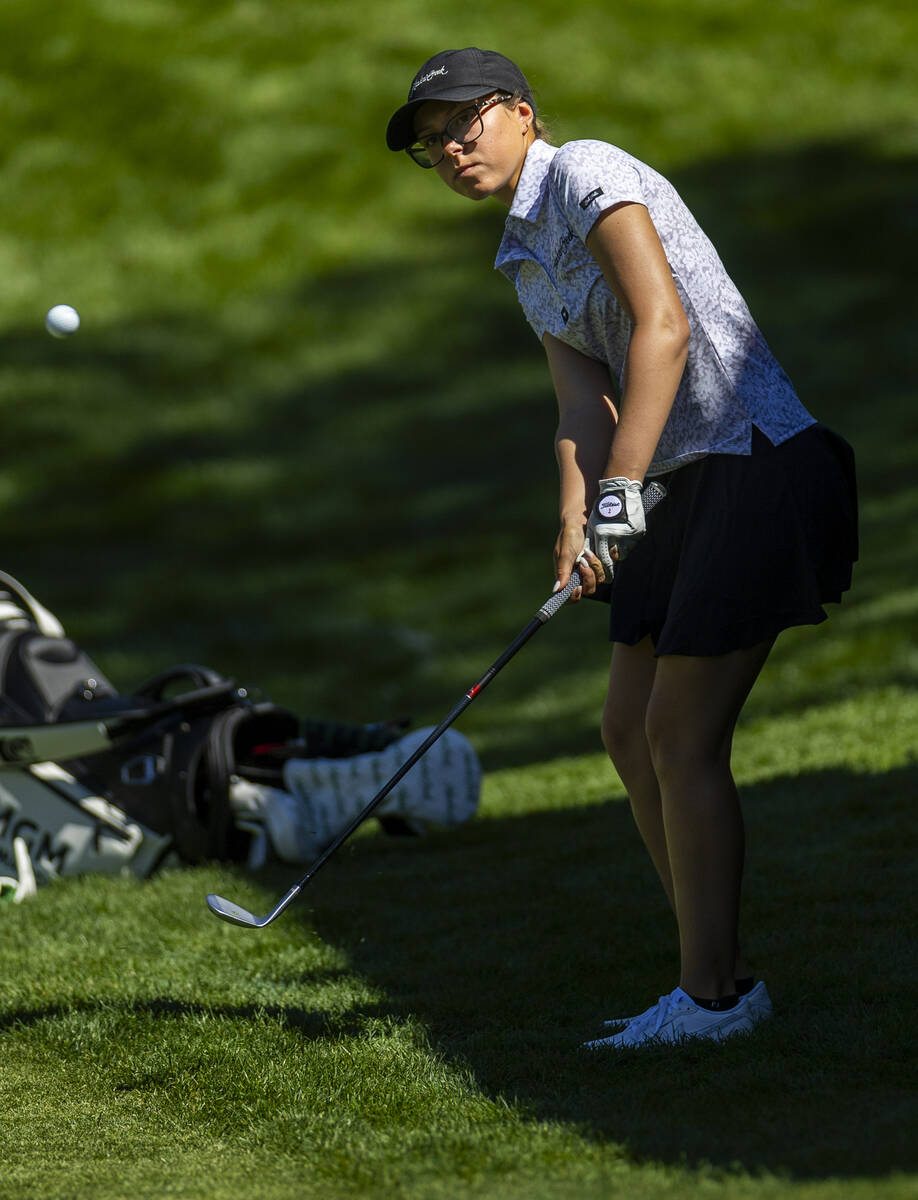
[132, 664, 228, 700]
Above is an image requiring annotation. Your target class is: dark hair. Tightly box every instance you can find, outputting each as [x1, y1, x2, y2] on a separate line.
[504, 90, 551, 142]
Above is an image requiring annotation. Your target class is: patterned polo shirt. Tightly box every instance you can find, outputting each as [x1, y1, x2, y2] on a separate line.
[495, 138, 814, 476]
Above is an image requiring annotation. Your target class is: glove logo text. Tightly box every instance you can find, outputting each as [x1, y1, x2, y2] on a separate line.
[597, 494, 624, 519]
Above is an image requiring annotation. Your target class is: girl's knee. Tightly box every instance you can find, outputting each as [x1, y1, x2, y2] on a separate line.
[644, 706, 730, 782]
[601, 703, 648, 768]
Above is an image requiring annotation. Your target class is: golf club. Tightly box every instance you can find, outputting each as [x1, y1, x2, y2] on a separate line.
[206, 480, 667, 929]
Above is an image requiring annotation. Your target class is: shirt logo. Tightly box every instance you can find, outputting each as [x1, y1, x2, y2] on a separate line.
[552, 226, 577, 271]
[579, 187, 604, 210]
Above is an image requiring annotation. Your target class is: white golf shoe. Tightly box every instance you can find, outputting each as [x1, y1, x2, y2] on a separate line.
[741, 980, 773, 1024]
[583, 985, 767, 1049]
[598, 979, 773, 1035]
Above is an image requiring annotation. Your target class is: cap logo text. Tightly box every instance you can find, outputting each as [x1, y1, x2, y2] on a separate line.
[412, 66, 448, 92]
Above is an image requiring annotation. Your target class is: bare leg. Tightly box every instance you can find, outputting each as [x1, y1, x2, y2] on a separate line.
[603, 638, 762, 987]
[602, 639, 674, 908]
[645, 642, 773, 998]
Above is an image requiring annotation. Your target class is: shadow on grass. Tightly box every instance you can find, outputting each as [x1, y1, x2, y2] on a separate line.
[1, 763, 913, 1179]
[0, 988, 373, 1045]
[291, 760, 918, 1180]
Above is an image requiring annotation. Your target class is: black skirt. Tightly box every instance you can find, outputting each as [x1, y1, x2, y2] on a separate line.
[606, 424, 859, 656]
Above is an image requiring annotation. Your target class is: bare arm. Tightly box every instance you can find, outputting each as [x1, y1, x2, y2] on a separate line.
[543, 203, 690, 592]
[543, 332, 618, 595]
[585, 201, 690, 481]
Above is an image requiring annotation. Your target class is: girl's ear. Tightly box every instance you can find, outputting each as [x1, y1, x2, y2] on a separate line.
[515, 99, 534, 134]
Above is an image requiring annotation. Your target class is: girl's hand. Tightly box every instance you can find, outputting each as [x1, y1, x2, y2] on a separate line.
[587, 476, 646, 575]
[554, 522, 606, 602]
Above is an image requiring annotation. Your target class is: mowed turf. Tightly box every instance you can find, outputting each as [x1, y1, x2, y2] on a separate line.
[0, 1, 916, 1198]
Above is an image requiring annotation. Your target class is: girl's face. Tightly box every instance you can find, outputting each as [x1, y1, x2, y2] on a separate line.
[413, 94, 535, 206]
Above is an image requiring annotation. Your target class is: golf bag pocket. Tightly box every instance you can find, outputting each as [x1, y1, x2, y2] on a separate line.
[230, 726, 482, 867]
[0, 569, 119, 725]
[0, 762, 175, 885]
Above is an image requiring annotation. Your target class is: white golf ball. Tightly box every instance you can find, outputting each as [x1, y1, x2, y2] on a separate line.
[45, 304, 81, 338]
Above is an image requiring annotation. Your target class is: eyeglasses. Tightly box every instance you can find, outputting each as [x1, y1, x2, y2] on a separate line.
[407, 93, 512, 169]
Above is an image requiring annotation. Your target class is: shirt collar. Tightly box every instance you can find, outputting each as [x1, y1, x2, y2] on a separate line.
[507, 139, 558, 223]
[494, 140, 559, 273]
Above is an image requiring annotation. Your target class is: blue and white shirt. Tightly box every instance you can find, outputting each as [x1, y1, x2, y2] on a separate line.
[495, 138, 815, 476]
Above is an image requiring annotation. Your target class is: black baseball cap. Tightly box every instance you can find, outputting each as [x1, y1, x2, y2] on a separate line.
[386, 47, 534, 151]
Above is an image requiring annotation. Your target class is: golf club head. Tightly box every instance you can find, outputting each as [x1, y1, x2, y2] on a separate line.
[206, 893, 267, 928]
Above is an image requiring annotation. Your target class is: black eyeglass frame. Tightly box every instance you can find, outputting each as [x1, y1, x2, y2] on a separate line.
[406, 93, 514, 169]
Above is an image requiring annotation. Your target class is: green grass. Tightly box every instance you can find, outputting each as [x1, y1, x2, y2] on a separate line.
[1, 1, 917, 1196]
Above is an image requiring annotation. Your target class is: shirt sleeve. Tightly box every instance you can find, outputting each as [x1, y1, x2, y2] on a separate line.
[547, 140, 647, 243]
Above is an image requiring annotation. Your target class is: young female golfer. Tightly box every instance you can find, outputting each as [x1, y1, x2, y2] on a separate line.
[386, 48, 857, 1047]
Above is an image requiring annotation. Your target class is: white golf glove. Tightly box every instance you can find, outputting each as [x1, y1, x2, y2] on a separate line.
[587, 477, 646, 576]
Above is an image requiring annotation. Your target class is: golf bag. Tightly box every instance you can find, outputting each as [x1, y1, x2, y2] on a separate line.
[0, 570, 309, 882]
[0, 571, 482, 888]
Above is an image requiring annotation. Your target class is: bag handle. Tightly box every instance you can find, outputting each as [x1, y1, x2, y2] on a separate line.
[0, 570, 65, 637]
[132, 664, 228, 701]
